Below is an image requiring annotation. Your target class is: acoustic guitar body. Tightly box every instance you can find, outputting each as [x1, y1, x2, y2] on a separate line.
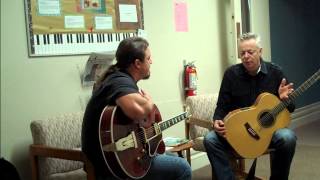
[224, 92, 290, 158]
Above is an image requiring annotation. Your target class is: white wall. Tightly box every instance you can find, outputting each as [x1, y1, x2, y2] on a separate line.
[1, 0, 236, 178]
[251, 0, 271, 61]
[142, 0, 229, 137]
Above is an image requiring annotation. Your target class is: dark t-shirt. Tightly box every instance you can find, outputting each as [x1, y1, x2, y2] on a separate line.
[81, 70, 138, 177]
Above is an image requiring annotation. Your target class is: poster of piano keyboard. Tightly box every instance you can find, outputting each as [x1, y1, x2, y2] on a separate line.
[24, 0, 144, 56]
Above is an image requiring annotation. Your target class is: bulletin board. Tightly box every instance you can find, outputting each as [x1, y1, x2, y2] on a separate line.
[24, 0, 144, 56]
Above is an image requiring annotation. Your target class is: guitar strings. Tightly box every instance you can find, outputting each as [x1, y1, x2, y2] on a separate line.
[131, 114, 186, 143]
[260, 70, 319, 127]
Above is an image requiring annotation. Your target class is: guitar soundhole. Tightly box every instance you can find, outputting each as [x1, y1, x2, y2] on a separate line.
[259, 111, 274, 128]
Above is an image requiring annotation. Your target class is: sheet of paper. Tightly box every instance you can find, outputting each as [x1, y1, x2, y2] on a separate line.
[95, 16, 113, 30]
[174, 1, 188, 32]
[37, 0, 61, 15]
[64, 16, 85, 29]
[119, 4, 138, 22]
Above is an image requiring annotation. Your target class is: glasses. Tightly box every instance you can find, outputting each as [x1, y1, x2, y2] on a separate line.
[239, 49, 259, 57]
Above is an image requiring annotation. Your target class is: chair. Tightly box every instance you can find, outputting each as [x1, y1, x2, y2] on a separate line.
[185, 94, 268, 179]
[29, 112, 95, 180]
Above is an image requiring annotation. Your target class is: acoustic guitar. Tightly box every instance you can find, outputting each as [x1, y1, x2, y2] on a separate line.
[224, 68, 320, 159]
[98, 105, 189, 179]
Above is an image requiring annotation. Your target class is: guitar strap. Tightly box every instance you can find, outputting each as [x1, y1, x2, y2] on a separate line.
[245, 158, 257, 180]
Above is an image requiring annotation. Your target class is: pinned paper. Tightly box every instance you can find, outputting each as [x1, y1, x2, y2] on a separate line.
[95, 16, 113, 30]
[119, 4, 138, 23]
[64, 16, 85, 29]
[37, 0, 61, 15]
[174, 1, 188, 32]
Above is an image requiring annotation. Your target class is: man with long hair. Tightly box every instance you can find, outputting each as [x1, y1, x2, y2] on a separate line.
[82, 37, 191, 180]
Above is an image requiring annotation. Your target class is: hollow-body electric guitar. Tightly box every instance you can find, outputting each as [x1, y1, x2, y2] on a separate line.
[224, 68, 320, 158]
[98, 105, 189, 179]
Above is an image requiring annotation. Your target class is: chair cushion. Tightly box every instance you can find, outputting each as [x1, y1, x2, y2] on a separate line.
[30, 112, 84, 179]
[193, 137, 205, 151]
[185, 94, 218, 141]
[49, 168, 87, 180]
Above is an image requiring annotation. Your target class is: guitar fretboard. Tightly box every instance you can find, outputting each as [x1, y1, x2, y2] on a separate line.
[159, 112, 188, 131]
[273, 68, 320, 115]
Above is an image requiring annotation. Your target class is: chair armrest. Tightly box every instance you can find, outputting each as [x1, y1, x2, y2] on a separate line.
[30, 144, 95, 180]
[187, 117, 213, 130]
[30, 144, 84, 161]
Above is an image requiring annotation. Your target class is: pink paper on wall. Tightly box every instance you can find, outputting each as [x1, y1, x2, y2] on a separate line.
[174, 1, 188, 32]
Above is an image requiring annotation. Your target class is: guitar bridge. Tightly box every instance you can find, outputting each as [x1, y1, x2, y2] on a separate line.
[244, 123, 260, 140]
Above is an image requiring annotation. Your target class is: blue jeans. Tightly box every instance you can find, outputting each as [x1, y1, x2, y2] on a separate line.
[97, 154, 191, 180]
[203, 128, 296, 180]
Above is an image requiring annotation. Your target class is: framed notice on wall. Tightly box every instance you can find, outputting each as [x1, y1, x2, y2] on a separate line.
[24, 0, 144, 57]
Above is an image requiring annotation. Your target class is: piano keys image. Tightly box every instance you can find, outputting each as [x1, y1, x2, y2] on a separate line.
[29, 32, 137, 56]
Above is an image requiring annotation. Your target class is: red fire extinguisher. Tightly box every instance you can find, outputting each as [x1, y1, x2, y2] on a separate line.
[184, 62, 197, 97]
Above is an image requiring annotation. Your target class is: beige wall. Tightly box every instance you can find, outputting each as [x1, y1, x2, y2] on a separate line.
[251, 0, 271, 61]
[0, 0, 271, 178]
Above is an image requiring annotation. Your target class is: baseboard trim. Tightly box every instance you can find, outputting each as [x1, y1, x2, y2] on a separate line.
[290, 101, 320, 129]
[190, 151, 209, 171]
[190, 101, 320, 171]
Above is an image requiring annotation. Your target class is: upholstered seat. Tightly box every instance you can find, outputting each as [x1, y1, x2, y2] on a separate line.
[185, 94, 217, 152]
[30, 112, 95, 180]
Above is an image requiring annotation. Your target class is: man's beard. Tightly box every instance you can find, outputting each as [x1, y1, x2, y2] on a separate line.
[142, 73, 150, 80]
